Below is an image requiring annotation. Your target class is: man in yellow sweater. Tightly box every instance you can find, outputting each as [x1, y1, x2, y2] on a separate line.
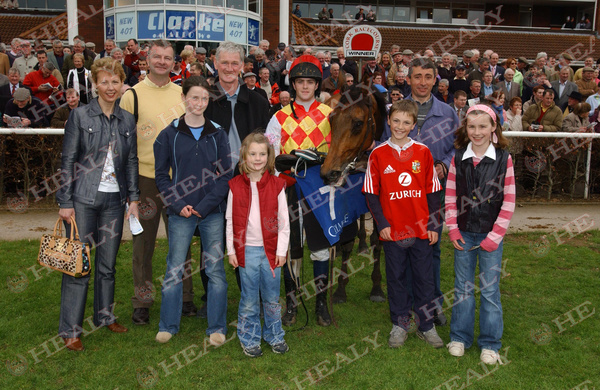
[120, 39, 197, 325]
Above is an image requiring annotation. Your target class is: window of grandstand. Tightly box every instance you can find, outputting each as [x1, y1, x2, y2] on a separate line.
[329, 3, 344, 19]
[198, 0, 225, 5]
[433, 7, 451, 24]
[416, 3, 433, 22]
[17, 0, 66, 10]
[296, 3, 309, 17]
[227, 0, 245, 10]
[309, 2, 326, 18]
[519, 5, 532, 27]
[248, 0, 258, 13]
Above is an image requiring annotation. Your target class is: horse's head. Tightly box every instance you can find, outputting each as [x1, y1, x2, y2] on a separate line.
[321, 85, 385, 187]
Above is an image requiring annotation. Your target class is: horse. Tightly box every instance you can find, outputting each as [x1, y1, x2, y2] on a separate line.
[321, 84, 389, 304]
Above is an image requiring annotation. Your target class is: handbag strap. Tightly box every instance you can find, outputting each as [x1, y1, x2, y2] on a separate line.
[53, 217, 80, 241]
[69, 216, 81, 241]
[53, 218, 64, 237]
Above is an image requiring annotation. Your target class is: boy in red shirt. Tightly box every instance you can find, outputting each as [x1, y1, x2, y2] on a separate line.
[363, 100, 444, 348]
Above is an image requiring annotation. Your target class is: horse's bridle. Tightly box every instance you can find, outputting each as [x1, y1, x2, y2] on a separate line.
[341, 98, 377, 177]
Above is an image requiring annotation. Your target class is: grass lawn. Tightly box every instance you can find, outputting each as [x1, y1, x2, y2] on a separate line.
[1, 231, 599, 390]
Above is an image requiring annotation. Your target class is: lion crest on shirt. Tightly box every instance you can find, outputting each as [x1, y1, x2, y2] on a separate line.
[411, 160, 421, 174]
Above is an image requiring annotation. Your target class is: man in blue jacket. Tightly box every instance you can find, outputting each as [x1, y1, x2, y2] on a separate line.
[406, 58, 459, 327]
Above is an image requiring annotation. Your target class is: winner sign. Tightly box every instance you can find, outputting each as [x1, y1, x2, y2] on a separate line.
[343, 26, 382, 60]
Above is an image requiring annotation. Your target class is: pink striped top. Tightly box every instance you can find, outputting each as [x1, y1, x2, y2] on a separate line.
[445, 149, 516, 251]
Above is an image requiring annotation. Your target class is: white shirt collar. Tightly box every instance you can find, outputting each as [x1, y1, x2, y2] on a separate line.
[463, 142, 496, 160]
[387, 138, 414, 152]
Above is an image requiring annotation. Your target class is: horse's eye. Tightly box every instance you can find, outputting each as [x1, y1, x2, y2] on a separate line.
[352, 120, 364, 134]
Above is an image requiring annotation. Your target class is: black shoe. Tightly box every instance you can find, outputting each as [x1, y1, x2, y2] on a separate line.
[282, 276, 297, 326]
[271, 341, 289, 354]
[315, 295, 331, 327]
[182, 301, 197, 317]
[198, 303, 207, 319]
[242, 344, 263, 358]
[433, 308, 447, 326]
[282, 304, 297, 326]
[132, 308, 149, 325]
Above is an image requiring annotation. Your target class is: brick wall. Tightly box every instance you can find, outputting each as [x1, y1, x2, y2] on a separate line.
[263, 0, 290, 47]
[77, 0, 104, 48]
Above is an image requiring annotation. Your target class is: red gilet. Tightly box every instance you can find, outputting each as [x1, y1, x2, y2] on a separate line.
[228, 170, 286, 269]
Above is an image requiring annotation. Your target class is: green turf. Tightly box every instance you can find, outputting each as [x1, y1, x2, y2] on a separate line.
[1, 232, 599, 389]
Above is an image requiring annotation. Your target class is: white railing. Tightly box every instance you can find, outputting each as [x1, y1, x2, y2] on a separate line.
[2, 129, 600, 198]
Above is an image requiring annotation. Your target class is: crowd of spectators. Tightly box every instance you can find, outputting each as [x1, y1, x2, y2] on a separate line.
[2, 35, 600, 138]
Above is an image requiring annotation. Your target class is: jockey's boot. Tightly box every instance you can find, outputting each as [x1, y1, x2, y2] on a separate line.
[282, 276, 297, 326]
[315, 287, 331, 327]
[313, 258, 331, 327]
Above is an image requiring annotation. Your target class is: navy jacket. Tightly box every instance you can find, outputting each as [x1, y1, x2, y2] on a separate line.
[154, 116, 233, 217]
[204, 83, 270, 144]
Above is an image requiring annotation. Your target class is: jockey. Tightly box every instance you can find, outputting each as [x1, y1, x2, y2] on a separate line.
[266, 55, 356, 327]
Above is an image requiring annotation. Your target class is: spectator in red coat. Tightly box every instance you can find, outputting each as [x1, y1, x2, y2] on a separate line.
[23, 62, 62, 104]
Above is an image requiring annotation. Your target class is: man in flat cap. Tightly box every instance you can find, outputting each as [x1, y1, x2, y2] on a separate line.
[3, 87, 49, 128]
[575, 66, 598, 100]
[549, 53, 574, 82]
[458, 50, 473, 72]
[194, 47, 211, 77]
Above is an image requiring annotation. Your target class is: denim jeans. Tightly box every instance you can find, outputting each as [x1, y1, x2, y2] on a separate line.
[237, 246, 284, 348]
[58, 192, 124, 338]
[158, 213, 227, 336]
[450, 231, 504, 352]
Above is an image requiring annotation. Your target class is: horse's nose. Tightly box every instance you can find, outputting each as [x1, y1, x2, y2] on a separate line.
[323, 170, 341, 185]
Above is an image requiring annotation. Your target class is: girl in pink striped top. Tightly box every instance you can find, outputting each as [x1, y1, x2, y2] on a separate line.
[444, 104, 515, 366]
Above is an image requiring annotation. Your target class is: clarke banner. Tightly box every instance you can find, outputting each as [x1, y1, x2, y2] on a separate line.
[107, 11, 260, 44]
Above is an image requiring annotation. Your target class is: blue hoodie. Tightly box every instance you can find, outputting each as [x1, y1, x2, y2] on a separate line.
[154, 116, 233, 217]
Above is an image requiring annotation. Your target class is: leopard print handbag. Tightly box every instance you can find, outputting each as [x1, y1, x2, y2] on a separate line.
[38, 218, 91, 277]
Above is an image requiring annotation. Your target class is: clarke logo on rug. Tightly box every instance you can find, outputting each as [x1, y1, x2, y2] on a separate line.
[343, 26, 382, 59]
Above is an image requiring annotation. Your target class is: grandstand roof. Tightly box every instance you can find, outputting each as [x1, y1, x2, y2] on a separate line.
[0, 12, 65, 44]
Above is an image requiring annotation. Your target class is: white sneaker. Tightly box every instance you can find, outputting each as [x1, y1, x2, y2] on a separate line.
[155, 331, 173, 343]
[481, 348, 503, 365]
[447, 341, 465, 357]
[209, 333, 226, 347]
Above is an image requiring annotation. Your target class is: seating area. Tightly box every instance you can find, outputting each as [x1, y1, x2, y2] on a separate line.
[292, 15, 599, 59]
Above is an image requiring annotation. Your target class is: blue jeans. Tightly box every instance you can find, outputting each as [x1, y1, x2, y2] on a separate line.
[59, 192, 124, 338]
[238, 246, 285, 348]
[158, 213, 227, 336]
[450, 231, 504, 352]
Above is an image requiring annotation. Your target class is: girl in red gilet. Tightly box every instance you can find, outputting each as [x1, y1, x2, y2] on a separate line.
[226, 132, 290, 358]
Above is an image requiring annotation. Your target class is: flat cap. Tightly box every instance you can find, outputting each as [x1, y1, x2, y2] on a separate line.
[13, 88, 30, 101]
